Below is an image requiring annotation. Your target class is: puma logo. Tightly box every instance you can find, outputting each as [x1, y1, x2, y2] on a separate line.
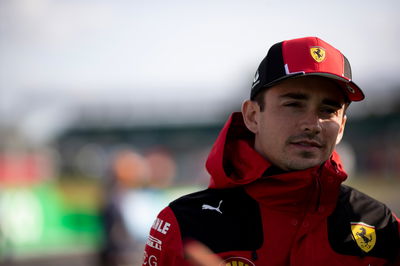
[202, 200, 223, 214]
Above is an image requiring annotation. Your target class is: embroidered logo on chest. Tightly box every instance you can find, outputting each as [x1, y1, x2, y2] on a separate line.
[202, 200, 223, 214]
[221, 257, 255, 266]
[350, 222, 376, 253]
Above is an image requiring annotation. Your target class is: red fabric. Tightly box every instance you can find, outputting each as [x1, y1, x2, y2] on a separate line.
[280, 37, 365, 102]
[143, 113, 400, 266]
[206, 112, 270, 189]
[282, 37, 346, 79]
[143, 207, 189, 266]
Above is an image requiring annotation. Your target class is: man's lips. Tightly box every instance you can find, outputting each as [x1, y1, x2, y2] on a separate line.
[290, 140, 323, 148]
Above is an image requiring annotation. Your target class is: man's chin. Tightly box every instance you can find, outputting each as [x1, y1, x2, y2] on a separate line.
[285, 157, 324, 171]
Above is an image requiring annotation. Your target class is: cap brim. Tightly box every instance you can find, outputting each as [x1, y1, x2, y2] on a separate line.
[303, 72, 365, 102]
[260, 72, 365, 102]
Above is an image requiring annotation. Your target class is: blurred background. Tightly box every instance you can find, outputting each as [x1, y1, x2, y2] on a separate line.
[0, 0, 399, 265]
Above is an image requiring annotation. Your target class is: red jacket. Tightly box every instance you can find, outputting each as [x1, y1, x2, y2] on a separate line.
[143, 112, 400, 266]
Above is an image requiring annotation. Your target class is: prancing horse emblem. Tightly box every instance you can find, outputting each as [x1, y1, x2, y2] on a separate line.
[351, 222, 376, 253]
[310, 46, 326, 62]
[202, 200, 223, 214]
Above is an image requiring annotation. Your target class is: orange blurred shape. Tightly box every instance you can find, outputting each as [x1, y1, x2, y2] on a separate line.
[184, 240, 223, 266]
[145, 149, 176, 188]
[113, 150, 149, 188]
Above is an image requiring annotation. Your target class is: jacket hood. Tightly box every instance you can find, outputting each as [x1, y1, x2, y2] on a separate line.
[206, 112, 347, 189]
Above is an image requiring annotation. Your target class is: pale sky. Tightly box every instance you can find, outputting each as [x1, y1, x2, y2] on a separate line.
[1, 0, 399, 143]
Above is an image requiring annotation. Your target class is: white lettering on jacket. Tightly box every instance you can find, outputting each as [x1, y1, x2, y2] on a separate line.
[148, 255, 158, 266]
[146, 235, 162, 251]
[152, 218, 171, 235]
[143, 251, 158, 266]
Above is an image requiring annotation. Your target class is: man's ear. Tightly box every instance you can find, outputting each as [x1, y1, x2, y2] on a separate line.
[241, 100, 260, 134]
[336, 114, 347, 145]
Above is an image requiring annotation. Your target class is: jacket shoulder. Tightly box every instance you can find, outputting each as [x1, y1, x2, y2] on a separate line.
[169, 187, 263, 253]
[143, 206, 189, 266]
[328, 184, 400, 260]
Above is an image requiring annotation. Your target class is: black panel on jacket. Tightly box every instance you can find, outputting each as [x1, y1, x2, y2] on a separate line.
[328, 185, 400, 260]
[169, 187, 263, 253]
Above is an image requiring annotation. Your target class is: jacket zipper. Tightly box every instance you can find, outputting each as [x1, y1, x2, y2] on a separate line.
[314, 168, 322, 212]
[251, 250, 258, 261]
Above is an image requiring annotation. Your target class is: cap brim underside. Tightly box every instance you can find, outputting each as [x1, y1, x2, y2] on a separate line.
[262, 72, 365, 102]
[303, 72, 365, 102]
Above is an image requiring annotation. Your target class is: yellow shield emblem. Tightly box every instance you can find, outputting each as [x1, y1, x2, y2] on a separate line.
[221, 257, 255, 266]
[310, 47, 326, 62]
[351, 222, 376, 253]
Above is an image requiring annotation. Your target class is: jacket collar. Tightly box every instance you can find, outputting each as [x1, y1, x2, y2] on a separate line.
[206, 112, 347, 189]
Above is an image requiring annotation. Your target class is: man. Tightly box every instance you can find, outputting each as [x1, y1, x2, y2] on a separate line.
[142, 37, 400, 265]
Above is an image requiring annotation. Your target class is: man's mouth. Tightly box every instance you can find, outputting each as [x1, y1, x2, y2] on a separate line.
[290, 140, 323, 148]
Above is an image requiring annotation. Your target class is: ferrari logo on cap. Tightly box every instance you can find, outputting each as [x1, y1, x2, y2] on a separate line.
[310, 47, 326, 62]
[351, 222, 376, 253]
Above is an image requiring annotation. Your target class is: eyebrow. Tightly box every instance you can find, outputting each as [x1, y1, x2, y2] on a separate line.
[279, 92, 343, 108]
[279, 92, 309, 100]
[321, 99, 343, 109]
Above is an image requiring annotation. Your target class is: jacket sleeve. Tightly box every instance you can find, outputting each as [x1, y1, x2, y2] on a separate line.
[142, 206, 189, 266]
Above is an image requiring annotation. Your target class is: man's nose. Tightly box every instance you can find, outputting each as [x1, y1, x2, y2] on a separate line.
[300, 112, 322, 134]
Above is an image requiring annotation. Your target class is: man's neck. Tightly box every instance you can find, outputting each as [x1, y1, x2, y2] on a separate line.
[263, 165, 288, 176]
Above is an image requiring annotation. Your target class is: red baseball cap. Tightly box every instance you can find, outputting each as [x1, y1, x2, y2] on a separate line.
[250, 37, 365, 102]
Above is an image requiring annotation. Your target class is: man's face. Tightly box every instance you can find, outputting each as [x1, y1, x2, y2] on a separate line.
[242, 76, 347, 171]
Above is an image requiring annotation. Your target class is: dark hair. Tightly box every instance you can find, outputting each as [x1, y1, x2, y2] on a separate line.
[252, 87, 267, 111]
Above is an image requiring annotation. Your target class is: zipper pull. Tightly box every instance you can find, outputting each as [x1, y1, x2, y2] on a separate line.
[251, 250, 258, 261]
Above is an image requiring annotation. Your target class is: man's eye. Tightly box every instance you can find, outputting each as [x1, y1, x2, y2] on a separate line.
[321, 107, 338, 114]
[284, 102, 302, 107]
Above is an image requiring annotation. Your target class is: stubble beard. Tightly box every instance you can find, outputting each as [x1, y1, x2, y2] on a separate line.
[283, 150, 323, 171]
